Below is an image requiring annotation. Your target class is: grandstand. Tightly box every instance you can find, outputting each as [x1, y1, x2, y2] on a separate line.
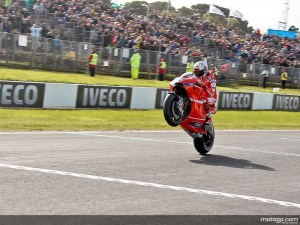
[0, 0, 299, 88]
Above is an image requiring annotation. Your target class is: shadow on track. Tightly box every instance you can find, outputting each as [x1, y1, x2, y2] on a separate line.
[190, 154, 275, 171]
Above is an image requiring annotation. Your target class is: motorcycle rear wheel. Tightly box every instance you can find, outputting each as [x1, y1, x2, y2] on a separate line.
[193, 126, 215, 155]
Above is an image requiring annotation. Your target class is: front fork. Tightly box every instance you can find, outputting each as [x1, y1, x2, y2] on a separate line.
[176, 95, 184, 116]
[171, 89, 189, 121]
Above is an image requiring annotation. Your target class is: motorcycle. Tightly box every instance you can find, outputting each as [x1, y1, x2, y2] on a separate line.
[163, 72, 215, 155]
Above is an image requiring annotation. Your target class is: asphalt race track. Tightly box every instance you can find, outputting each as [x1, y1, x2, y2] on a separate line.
[0, 130, 299, 215]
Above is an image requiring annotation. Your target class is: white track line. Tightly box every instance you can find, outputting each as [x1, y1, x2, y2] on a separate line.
[0, 163, 299, 209]
[0, 131, 299, 157]
[68, 132, 300, 157]
[68, 132, 192, 145]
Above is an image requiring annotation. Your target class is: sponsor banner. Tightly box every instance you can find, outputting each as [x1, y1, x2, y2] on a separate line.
[76, 85, 132, 108]
[267, 29, 297, 39]
[155, 88, 169, 109]
[273, 95, 300, 111]
[0, 81, 44, 108]
[218, 92, 253, 110]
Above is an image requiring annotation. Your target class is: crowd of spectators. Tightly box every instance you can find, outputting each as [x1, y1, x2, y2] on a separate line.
[0, 0, 299, 68]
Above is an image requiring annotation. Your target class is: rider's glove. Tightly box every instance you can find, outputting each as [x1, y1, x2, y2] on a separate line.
[195, 82, 207, 89]
[195, 81, 203, 87]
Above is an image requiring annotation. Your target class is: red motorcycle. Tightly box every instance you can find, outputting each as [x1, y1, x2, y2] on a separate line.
[163, 72, 215, 155]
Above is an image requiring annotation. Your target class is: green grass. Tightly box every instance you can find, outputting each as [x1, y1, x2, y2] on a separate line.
[214, 111, 300, 130]
[1, 67, 300, 95]
[0, 67, 299, 131]
[0, 109, 299, 131]
[0, 67, 170, 89]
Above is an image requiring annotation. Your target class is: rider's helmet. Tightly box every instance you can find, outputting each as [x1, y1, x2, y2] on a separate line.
[193, 61, 208, 77]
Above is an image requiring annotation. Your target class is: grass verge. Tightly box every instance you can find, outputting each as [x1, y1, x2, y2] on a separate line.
[0, 109, 299, 131]
[0, 67, 300, 95]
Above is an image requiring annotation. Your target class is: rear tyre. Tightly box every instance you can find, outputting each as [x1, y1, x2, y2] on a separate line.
[193, 126, 215, 155]
[163, 93, 183, 127]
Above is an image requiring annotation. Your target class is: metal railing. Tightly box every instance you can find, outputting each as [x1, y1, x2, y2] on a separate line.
[0, 32, 299, 89]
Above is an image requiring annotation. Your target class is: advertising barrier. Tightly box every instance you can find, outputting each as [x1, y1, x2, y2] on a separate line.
[0, 81, 299, 112]
[43, 83, 77, 108]
[155, 88, 169, 109]
[130, 87, 156, 109]
[0, 81, 44, 108]
[273, 95, 300, 111]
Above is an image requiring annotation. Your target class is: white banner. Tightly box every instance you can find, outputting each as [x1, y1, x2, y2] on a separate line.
[229, 9, 243, 20]
[209, 5, 225, 16]
[182, 55, 188, 64]
[18, 35, 28, 47]
[122, 48, 130, 58]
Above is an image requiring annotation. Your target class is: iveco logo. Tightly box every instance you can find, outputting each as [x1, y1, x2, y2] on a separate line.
[0, 82, 44, 107]
[273, 95, 300, 111]
[219, 92, 253, 109]
[82, 88, 127, 107]
[76, 85, 132, 108]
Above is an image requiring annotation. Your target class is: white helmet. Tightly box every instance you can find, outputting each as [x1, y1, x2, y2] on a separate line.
[193, 61, 208, 77]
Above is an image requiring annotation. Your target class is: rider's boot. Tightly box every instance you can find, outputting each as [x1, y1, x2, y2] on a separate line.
[203, 112, 213, 134]
[204, 112, 212, 124]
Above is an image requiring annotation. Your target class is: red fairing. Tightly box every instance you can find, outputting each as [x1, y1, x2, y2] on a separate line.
[169, 73, 209, 133]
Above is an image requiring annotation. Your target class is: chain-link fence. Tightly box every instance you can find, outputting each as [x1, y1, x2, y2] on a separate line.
[0, 32, 299, 89]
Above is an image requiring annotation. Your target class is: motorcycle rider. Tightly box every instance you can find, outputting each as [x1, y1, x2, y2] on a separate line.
[193, 61, 217, 124]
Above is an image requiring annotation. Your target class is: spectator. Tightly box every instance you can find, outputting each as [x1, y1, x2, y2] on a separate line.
[130, 49, 141, 79]
[211, 65, 219, 79]
[260, 67, 269, 88]
[185, 59, 194, 73]
[280, 69, 288, 89]
[2, 20, 10, 33]
[88, 48, 98, 77]
[157, 58, 167, 81]
[30, 23, 42, 51]
[53, 35, 62, 54]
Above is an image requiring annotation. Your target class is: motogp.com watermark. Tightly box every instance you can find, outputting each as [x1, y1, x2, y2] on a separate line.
[260, 217, 299, 224]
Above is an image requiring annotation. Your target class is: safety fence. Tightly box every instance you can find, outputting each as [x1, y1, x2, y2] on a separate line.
[0, 80, 299, 111]
[0, 32, 300, 89]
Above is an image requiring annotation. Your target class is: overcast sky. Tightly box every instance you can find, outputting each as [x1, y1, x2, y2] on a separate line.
[112, 0, 300, 32]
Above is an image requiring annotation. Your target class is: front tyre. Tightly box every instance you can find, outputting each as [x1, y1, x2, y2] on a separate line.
[193, 126, 215, 155]
[163, 93, 184, 127]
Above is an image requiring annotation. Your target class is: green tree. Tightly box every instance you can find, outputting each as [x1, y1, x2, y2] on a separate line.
[149, 1, 175, 13]
[226, 17, 253, 34]
[203, 13, 226, 27]
[124, 1, 148, 15]
[177, 6, 193, 17]
[240, 20, 253, 34]
[191, 4, 209, 17]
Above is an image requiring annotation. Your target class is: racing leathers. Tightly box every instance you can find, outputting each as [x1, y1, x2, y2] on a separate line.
[195, 70, 217, 122]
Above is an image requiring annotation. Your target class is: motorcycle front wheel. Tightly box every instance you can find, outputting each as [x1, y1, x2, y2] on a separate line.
[163, 93, 185, 127]
[193, 126, 215, 155]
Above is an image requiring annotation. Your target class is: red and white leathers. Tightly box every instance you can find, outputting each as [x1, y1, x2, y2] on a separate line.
[196, 70, 217, 119]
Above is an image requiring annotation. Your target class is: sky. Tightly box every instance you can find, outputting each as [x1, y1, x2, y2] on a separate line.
[112, 0, 300, 33]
